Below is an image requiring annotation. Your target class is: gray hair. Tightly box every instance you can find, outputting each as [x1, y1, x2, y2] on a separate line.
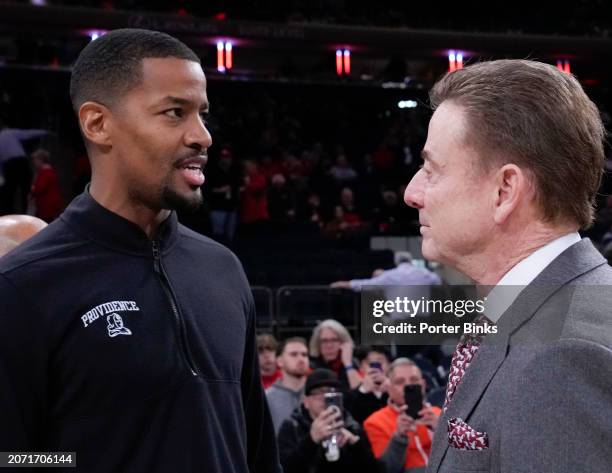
[386, 357, 419, 378]
[309, 319, 354, 358]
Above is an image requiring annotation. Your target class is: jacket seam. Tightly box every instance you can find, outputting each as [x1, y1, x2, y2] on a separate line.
[0, 240, 89, 274]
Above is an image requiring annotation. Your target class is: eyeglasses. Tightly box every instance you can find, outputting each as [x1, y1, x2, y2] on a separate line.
[320, 337, 341, 345]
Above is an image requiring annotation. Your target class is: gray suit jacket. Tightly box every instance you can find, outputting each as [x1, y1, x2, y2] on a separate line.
[428, 239, 612, 473]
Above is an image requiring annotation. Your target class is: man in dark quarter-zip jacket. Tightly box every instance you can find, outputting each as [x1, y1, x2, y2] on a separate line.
[0, 28, 281, 473]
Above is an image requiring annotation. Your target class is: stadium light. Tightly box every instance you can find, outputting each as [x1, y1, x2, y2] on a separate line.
[88, 31, 107, 42]
[398, 100, 418, 109]
[556, 59, 571, 74]
[225, 42, 233, 70]
[336, 50, 343, 76]
[217, 41, 226, 73]
[343, 49, 351, 75]
[448, 51, 465, 72]
[336, 49, 351, 76]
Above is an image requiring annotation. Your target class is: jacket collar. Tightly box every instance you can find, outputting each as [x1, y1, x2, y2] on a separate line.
[60, 191, 179, 256]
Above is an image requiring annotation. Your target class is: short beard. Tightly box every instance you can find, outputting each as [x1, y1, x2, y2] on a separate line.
[285, 367, 308, 378]
[161, 186, 203, 213]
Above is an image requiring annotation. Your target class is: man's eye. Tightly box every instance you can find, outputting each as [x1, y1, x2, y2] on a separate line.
[165, 108, 183, 119]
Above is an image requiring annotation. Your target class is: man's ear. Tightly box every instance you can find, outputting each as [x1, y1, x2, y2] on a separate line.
[493, 164, 528, 224]
[78, 101, 112, 147]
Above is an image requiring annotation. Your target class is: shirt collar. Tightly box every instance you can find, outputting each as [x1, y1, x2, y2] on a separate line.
[484, 232, 581, 323]
[60, 191, 179, 256]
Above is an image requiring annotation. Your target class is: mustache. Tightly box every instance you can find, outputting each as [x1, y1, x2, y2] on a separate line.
[174, 149, 208, 167]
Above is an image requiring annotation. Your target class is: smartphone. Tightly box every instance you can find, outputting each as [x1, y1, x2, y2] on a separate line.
[324, 392, 344, 419]
[369, 361, 383, 371]
[404, 384, 423, 419]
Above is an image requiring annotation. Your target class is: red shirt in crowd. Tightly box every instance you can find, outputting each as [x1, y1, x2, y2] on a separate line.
[31, 165, 64, 222]
[241, 172, 269, 224]
[261, 368, 282, 390]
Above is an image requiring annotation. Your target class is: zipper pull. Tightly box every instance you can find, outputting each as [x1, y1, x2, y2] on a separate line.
[152, 240, 161, 272]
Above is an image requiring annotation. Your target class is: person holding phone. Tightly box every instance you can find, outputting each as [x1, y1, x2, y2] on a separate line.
[364, 358, 441, 473]
[277, 368, 381, 473]
[345, 346, 391, 424]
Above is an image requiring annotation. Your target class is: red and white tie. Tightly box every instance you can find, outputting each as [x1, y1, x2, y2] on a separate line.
[443, 314, 492, 412]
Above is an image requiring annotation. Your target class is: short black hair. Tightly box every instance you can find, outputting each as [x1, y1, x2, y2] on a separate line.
[354, 345, 391, 363]
[277, 337, 308, 356]
[70, 28, 200, 112]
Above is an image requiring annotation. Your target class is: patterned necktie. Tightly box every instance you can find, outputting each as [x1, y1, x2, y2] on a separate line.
[443, 314, 493, 412]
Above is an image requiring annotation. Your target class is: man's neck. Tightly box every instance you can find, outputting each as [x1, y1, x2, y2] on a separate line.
[281, 373, 306, 392]
[458, 224, 578, 285]
[90, 177, 170, 240]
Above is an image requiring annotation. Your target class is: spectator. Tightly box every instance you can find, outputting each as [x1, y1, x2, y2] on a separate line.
[372, 139, 397, 173]
[259, 154, 284, 182]
[364, 358, 441, 473]
[258, 333, 282, 389]
[338, 187, 361, 225]
[241, 159, 268, 224]
[323, 189, 366, 239]
[331, 251, 441, 291]
[329, 154, 358, 185]
[344, 346, 391, 425]
[372, 188, 404, 234]
[278, 368, 380, 473]
[207, 147, 240, 242]
[0, 118, 50, 214]
[297, 191, 325, 227]
[281, 152, 305, 183]
[309, 319, 362, 391]
[268, 173, 297, 221]
[267, 337, 310, 434]
[29, 148, 64, 222]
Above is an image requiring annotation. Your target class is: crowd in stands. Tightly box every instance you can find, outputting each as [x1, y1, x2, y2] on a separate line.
[258, 320, 447, 473]
[0, 74, 429, 245]
[2, 74, 612, 265]
[42, 1, 612, 38]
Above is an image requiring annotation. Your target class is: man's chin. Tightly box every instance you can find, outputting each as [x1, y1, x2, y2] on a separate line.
[421, 241, 441, 263]
[162, 186, 203, 213]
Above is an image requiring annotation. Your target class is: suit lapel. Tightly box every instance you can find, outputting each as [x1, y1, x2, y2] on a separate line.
[427, 239, 606, 473]
[427, 331, 508, 473]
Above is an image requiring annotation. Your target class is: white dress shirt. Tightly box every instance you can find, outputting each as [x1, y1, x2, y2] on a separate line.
[484, 232, 581, 323]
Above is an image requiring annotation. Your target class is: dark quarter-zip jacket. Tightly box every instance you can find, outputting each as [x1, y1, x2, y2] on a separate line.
[0, 192, 281, 473]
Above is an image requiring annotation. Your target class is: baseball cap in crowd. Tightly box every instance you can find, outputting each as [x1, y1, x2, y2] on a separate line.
[305, 368, 341, 395]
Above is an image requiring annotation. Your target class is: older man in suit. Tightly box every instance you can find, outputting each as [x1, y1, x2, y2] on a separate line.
[404, 59, 612, 473]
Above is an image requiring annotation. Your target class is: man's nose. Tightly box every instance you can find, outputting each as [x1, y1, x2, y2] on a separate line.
[404, 170, 425, 209]
[185, 115, 213, 152]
